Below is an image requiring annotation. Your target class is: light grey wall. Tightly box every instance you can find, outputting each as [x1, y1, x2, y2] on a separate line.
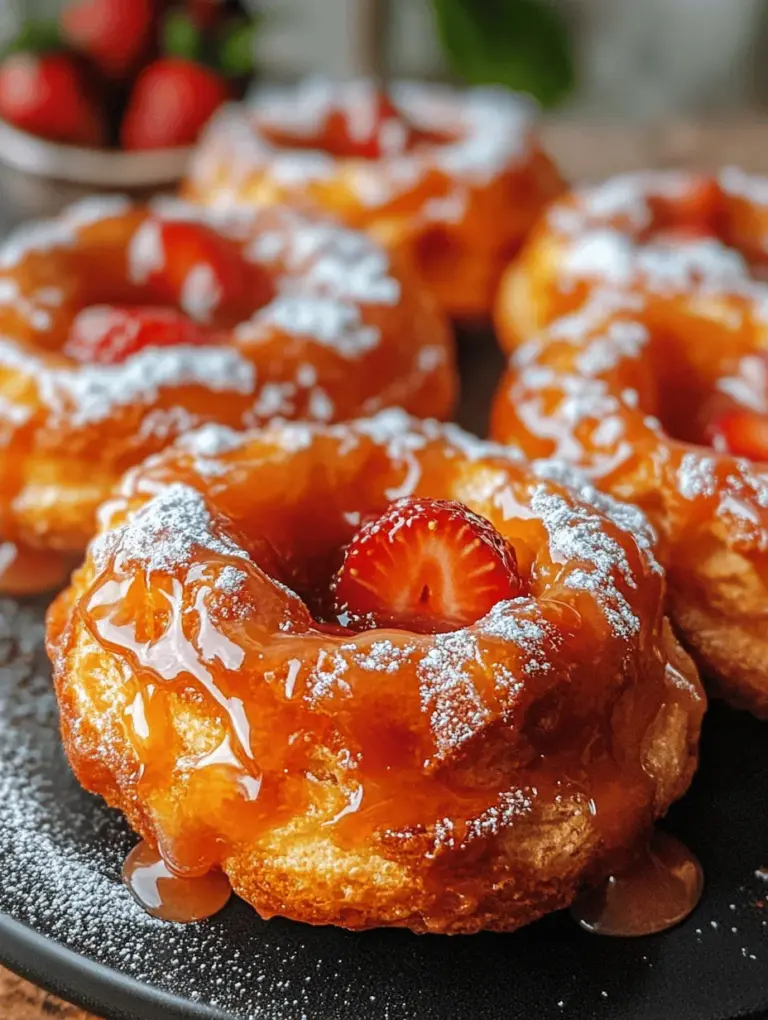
[255, 0, 768, 116]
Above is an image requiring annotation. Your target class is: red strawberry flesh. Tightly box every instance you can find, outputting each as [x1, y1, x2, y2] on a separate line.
[64, 304, 221, 364]
[708, 408, 768, 462]
[0, 52, 106, 146]
[134, 219, 269, 322]
[121, 57, 229, 150]
[319, 90, 418, 160]
[332, 497, 522, 634]
[62, 0, 155, 80]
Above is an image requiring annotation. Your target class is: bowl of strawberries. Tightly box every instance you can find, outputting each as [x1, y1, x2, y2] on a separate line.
[0, 0, 258, 223]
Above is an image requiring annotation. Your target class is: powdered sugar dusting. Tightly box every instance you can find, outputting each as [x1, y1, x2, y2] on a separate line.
[552, 171, 694, 236]
[552, 170, 768, 311]
[530, 486, 641, 638]
[180, 262, 222, 322]
[189, 77, 535, 209]
[127, 218, 164, 284]
[719, 166, 768, 208]
[178, 422, 247, 458]
[215, 565, 248, 594]
[677, 453, 718, 500]
[93, 483, 249, 573]
[240, 295, 379, 358]
[417, 630, 490, 759]
[40, 345, 256, 427]
[63, 194, 132, 227]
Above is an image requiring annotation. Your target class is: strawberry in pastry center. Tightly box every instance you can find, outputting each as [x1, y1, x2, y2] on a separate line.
[64, 304, 222, 364]
[332, 497, 523, 634]
[708, 408, 768, 462]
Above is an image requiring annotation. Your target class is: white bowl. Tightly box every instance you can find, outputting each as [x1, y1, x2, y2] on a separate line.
[0, 117, 192, 227]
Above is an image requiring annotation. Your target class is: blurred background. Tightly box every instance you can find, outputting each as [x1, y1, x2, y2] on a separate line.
[0, 0, 766, 221]
[252, 0, 768, 120]
[2, 0, 768, 120]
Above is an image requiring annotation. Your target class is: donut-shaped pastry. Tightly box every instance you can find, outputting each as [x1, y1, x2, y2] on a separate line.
[492, 287, 768, 716]
[183, 77, 564, 322]
[47, 410, 704, 933]
[493, 169, 768, 716]
[0, 195, 455, 589]
[494, 167, 768, 349]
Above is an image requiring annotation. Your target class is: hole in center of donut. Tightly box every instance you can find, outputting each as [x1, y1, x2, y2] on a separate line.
[329, 496, 523, 634]
[63, 305, 225, 365]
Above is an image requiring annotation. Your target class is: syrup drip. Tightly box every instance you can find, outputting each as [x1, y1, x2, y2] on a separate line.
[122, 840, 232, 923]
[571, 830, 703, 937]
[0, 541, 73, 596]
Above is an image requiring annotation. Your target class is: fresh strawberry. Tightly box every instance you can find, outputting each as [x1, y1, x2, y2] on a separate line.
[651, 178, 721, 241]
[121, 57, 229, 149]
[131, 219, 257, 321]
[61, 0, 156, 79]
[325, 90, 416, 160]
[63, 305, 221, 364]
[0, 51, 106, 146]
[708, 409, 768, 461]
[331, 497, 522, 634]
[187, 0, 227, 31]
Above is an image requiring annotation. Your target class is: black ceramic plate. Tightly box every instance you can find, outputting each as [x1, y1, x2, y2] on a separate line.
[1, 337, 768, 1020]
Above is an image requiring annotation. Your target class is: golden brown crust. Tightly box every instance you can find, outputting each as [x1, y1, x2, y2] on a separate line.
[47, 411, 704, 933]
[493, 169, 768, 717]
[0, 197, 455, 569]
[183, 79, 564, 321]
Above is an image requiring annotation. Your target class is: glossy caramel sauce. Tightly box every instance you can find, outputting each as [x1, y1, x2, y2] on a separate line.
[64, 425, 700, 933]
[123, 840, 232, 923]
[0, 541, 73, 596]
[571, 830, 703, 936]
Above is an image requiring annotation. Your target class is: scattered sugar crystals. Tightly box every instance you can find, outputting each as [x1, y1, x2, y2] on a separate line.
[0, 195, 424, 429]
[677, 453, 718, 501]
[38, 345, 257, 428]
[93, 482, 249, 573]
[530, 486, 641, 639]
[190, 77, 535, 208]
[551, 170, 768, 314]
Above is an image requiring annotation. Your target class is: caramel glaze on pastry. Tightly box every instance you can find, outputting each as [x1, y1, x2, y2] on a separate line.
[184, 78, 564, 322]
[0, 196, 455, 590]
[493, 170, 768, 716]
[47, 410, 704, 934]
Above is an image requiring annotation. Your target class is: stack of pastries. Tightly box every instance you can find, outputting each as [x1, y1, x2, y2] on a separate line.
[5, 78, 765, 934]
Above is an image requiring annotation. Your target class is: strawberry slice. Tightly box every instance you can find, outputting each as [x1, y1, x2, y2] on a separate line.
[651, 178, 721, 241]
[130, 219, 262, 323]
[708, 408, 768, 461]
[64, 304, 221, 364]
[331, 497, 522, 634]
[325, 91, 416, 160]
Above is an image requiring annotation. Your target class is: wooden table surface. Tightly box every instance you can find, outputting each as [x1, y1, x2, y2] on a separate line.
[3, 117, 768, 1020]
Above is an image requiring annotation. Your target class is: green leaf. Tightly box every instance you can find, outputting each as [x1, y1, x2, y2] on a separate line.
[162, 10, 204, 62]
[3, 19, 62, 58]
[430, 0, 574, 108]
[217, 18, 261, 78]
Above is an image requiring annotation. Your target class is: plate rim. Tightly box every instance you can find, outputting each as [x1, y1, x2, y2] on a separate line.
[0, 913, 228, 1020]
